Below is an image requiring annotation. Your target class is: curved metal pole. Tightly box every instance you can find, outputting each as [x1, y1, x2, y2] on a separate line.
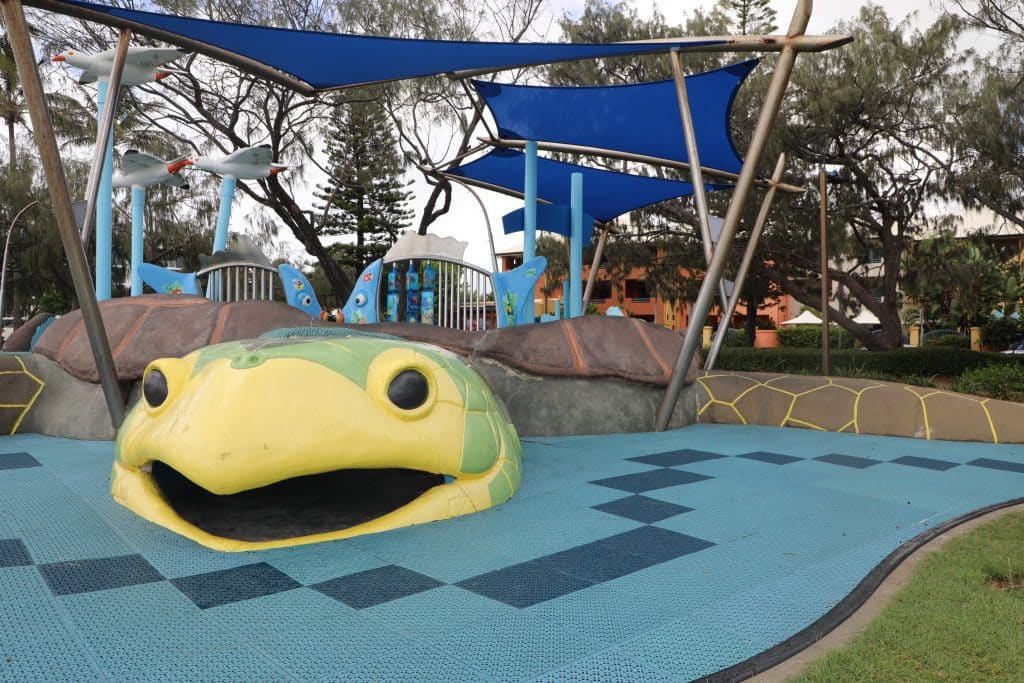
[1, 0, 124, 427]
[0, 199, 39, 345]
[671, 48, 730, 313]
[449, 177, 499, 273]
[656, 0, 811, 432]
[705, 154, 787, 369]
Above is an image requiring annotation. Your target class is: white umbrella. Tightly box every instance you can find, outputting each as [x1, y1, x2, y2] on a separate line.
[780, 310, 822, 325]
[852, 309, 880, 325]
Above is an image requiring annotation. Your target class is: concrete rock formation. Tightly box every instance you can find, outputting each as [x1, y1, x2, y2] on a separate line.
[695, 371, 1024, 444]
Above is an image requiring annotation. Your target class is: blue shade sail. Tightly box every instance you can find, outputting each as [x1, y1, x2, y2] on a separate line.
[34, 0, 725, 93]
[502, 204, 597, 242]
[473, 60, 759, 175]
[445, 149, 730, 223]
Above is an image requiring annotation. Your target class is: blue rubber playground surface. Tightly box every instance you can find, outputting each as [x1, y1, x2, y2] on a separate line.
[2, 424, 1024, 682]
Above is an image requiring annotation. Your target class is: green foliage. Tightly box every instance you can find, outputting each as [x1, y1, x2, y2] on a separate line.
[315, 99, 413, 273]
[981, 316, 1021, 351]
[953, 364, 1024, 402]
[536, 235, 569, 300]
[718, 0, 777, 33]
[776, 326, 854, 349]
[712, 347, 1022, 378]
[795, 511, 1024, 682]
[903, 231, 1006, 330]
[922, 333, 970, 349]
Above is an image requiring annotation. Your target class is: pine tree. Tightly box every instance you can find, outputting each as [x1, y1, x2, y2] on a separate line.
[719, 0, 778, 34]
[316, 100, 413, 273]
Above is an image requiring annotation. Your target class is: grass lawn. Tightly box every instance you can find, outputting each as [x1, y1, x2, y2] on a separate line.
[795, 511, 1024, 682]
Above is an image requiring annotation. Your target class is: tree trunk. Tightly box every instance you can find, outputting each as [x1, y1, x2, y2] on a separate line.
[744, 302, 757, 347]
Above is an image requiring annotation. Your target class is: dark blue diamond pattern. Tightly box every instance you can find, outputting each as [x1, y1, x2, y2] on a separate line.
[967, 458, 1024, 474]
[815, 453, 879, 469]
[312, 565, 444, 609]
[592, 495, 693, 524]
[890, 455, 959, 472]
[627, 450, 728, 467]
[0, 452, 41, 470]
[590, 468, 712, 493]
[171, 562, 300, 609]
[39, 554, 164, 596]
[736, 451, 801, 465]
[0, 538, 31, 567]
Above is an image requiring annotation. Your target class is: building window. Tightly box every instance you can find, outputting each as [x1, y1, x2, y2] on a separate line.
[591, 279, 612, 301]
[624, 279, 650, 300]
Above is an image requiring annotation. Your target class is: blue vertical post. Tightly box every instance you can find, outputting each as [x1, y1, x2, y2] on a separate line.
[213, 175, 237, 253]
[569, 172, 583, 318]
[130, 185, 145, 296]
[207, 175, 237, 299]
[95, 79, 114, 300]
[562, 280, 570, 320]
[523, 140, 538, 262]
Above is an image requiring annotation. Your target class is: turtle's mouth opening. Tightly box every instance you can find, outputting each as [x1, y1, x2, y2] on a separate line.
[150, 461, 445, 542]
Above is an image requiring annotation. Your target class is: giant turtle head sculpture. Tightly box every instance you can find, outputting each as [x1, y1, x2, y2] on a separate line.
[112, 336, 522, 551]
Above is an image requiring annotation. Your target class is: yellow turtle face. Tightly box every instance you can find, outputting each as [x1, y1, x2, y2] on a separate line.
[112, 337, 522, 551]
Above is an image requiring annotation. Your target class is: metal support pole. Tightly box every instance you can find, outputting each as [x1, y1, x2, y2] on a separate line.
[450, 179, 499, 273]
[583, 222, 611, 310]
[670, 48, 730, 313]
[1, 0, 124, 426]
[656, 0, 810, 432]
[523, 140, 538, 262]
[130, 185, 145, 296]
[79, 28, 130, 247]
[0, 200, 39, 346]
[819, 167, 830, 375]
[705, 154, 787, 369]
[569, 172, 583, 317]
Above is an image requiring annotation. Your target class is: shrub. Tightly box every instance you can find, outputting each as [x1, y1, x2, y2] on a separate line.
[711, 347, 1024, 378]
[981, 317, 1021, 351]
[776, 326, 854, 349]
[953, 364, 1024, 401]
[923, 333, 969, 349]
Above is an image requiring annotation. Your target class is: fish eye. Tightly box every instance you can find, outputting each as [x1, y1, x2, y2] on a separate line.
[301, 294, 312, 306]
[354, 293, 367, 306]
[143, 368, 168, 407]
[387, 369, 429, 410]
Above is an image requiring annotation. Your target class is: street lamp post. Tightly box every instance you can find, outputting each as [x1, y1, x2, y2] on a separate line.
[0, 199, 40, 347]
[819, 167, 830, 375]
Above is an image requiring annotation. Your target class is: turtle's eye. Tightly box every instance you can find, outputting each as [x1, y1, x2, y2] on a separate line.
[143, 369, 169, 407]
[387, 369, 429, 410]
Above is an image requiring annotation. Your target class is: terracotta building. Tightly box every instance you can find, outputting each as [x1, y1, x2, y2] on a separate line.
[497, 249, 794, 331]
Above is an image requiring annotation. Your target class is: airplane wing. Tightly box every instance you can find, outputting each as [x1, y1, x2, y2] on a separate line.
[120, 150, 166, 174]
[224, 145, 273, 167]
[131, 48, 189, 68]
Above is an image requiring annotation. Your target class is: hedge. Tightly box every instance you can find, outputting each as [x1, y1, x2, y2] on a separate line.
[952, 364, 1024, 401]
[710, 347, 1024, 377]
[775, 326, 854, 349]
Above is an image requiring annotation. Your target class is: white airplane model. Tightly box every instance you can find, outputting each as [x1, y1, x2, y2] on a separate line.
[191, 145, 287, 179]
[52, 47, 188, 86]
[112, 150, 192, 189]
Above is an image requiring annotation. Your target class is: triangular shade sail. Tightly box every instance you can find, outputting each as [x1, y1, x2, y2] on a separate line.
[445, 149, 730, 223]
[473, 60, 758, 175]
[32, 0, 725, 93]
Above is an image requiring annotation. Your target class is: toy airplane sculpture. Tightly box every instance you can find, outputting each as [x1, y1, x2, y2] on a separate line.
[191, 145, 287, 179]
[52, 46, 188, 86]
[114, 151, 192, 296]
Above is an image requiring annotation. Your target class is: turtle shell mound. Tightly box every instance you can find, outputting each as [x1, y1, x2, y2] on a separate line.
[21, 295, 701, 438]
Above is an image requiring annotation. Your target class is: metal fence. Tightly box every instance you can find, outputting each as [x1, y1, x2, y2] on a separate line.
[197, 262, 279, 302]
[383, 258, 495, 331]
